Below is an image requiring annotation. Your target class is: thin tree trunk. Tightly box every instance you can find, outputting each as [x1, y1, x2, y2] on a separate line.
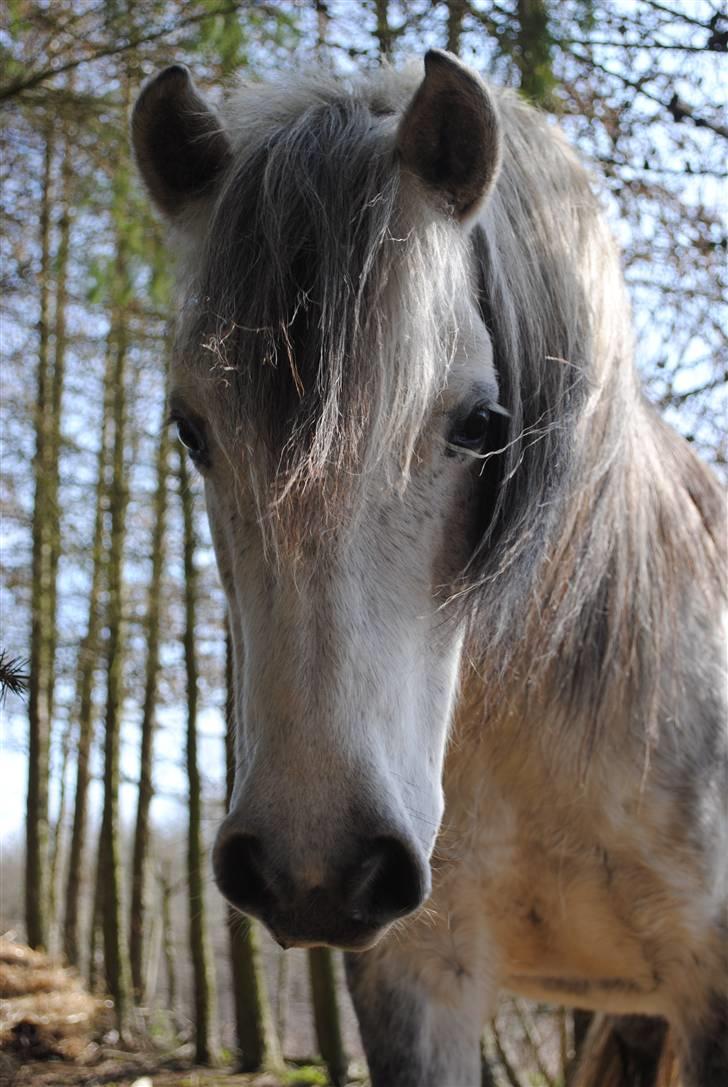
[99, 237, 132, 1038]
[224, 630, 281, 1072]
[144, 908, 162, 1008]
[47, 716, 73, 951]
[129, 406, 170, 1002]
[44, 105, 74, 833]
[373, 0, 393, 58]
[308, 948, 348, 1087]
[446, 0, 468, 53]
[97, 50, 139, 1033]
[179, 448, 217, 1065]
[25, 123, 55, 951]
[229, 913, 282, 1071]
[159, 867, 177, 1023]
[514, 0, 554, 104]
[275, 948, 289, 1051]
[88, 849, 103, 992]
[63, 340, 113, 968]
[314, 0, 329, 53]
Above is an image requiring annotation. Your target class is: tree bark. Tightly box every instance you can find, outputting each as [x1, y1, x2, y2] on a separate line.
[87, 848, 103, 992]
[47, 716, 72, 951]
[446, 0, 468, 53]
[160, 866, 178, 1025]
[514, 0, 554, 105]
[25, 122, 55, 951]
[63, 339, 113, 968]
[373, 0, 393, 58]
[179, 447, 217, 1065]
[224, 630, 282, 1072]
[314, 0, 329, 52]
[308, 947, 348, 1087]
[44, 101, 74, 782]
[99, 208, 132, 1038]
[275, 948, 289, 1052]
[129, 403, 170, 1002]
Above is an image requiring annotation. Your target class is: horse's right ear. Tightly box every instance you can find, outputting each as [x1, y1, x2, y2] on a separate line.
[132, 65, 232, 220]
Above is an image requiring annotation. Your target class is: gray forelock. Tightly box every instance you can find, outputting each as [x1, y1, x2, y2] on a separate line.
[179, 69, 470, 534]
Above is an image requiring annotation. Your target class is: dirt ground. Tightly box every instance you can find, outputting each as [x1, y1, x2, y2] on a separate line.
[1, 1055, 357, 1087]
[0, 937, 357, 1087]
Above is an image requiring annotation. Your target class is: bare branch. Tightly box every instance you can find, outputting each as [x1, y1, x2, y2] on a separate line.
[0, 2, 244, 102]
[641, 0, 719, 32]
[564, 47, 728, 141]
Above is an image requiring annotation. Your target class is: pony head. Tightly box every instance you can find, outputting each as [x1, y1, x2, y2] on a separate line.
[133, 53, 507, 948]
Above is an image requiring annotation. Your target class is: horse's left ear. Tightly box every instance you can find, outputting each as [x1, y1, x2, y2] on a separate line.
[132, 64, 232, 221]
[397, 50, 502, 223]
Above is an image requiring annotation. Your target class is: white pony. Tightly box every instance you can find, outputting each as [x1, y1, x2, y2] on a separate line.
[133, 51, 727, 1086]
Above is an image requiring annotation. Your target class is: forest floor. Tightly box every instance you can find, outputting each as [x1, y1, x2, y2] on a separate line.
[4, 1057, 349, 1087]
[0, 937, 356, 1087]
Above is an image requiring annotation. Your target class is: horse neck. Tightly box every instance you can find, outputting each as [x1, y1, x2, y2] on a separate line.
[463, 373, 724, 764]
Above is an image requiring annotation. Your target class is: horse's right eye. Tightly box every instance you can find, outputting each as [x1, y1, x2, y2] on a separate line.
[171, 413, 209, 467]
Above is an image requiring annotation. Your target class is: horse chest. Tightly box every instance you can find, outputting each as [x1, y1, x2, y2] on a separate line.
[436, 705, 693, 1015]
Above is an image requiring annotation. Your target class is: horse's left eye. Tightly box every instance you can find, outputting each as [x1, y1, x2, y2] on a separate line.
[448, 403, 491, 453]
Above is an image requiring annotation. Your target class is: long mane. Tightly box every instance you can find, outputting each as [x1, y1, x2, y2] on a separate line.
[468, 91, 724, 749]
[178, 64, 725, 747]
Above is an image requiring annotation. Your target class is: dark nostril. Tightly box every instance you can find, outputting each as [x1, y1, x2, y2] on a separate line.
[348, 836, 428, 925]
[213, 832, 272, 916]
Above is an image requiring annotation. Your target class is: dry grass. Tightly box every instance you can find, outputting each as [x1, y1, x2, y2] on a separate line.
[0, 935, 104, 1062]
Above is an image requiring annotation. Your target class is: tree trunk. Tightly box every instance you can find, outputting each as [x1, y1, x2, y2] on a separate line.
[514, 0, 554, 105]
[99, 231, 132, 1038]
[63, 339, 113, 968]
[308, 947, 348, 1087]
[229, 912, 284, 1071]
[314, 0, 329, 52]
[129, 403, 170, 1003]
[159, 866, 178, 1024]
[224, 630, 281, 1072]
[47, 716, 72, 951]
[275, 948, 289, 1052]
[446, 0, 468, 53]
[44, 107, 74, 869]
[25, 122, 55, 951]
[179, 447, 217, 1065]
[87, 848, 103, 992]
[373, 0, 393, 58]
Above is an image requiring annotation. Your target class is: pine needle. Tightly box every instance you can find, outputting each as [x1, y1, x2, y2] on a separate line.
[0, 650, 29, 701]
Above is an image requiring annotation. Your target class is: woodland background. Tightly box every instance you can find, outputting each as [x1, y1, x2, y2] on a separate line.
[1, 1, 726, 1085]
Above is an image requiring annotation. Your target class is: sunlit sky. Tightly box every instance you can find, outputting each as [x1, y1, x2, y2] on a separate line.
[1, 702, 226, 847]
